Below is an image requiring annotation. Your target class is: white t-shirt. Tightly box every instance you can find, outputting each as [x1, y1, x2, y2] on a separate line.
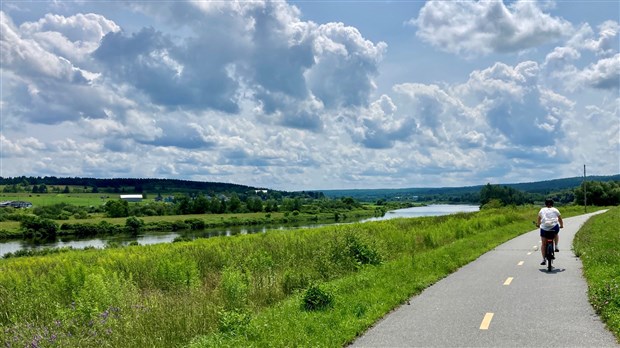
[539, 207, 561, 230]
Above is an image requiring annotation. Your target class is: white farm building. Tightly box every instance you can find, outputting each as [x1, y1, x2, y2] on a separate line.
[120, 194, 143, 202]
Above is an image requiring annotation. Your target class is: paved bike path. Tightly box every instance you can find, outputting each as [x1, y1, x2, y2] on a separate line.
[351, 211, 618, 347]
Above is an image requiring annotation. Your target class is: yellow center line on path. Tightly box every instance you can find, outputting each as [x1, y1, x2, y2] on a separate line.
[480, 313, 494, 330]
[518, 261, 524, 266]
[503, 277, 513, 285]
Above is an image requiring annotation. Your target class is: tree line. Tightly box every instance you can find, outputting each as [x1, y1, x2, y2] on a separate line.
[480, 180, 620, 208]
[0, 176, 269, 196]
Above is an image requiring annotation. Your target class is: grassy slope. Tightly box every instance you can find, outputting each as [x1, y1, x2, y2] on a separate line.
[189, 205, 604, 347]
[573, 206, 620, 343]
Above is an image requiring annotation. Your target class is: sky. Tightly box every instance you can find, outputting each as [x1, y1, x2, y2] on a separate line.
[0, 0, 618, 191]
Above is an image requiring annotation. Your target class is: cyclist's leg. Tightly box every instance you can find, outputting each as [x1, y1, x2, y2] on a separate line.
[552, 225, 560, 251]
[540, 231, 546, 259]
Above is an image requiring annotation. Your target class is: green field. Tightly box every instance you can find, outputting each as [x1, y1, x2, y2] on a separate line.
[0, 192, 111, 206]
[0, 205, 609, 347]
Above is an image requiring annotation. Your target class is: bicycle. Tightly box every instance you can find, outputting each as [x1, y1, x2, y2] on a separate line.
[534, 221, 556, 272]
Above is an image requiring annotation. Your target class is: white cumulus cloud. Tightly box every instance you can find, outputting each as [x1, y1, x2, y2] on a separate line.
[410, 0, 572, 56]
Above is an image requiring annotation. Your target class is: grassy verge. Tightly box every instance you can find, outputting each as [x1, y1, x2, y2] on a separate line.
[573, 206, 620, 342]
[188, 205, 602, 347]
[0, 206, 603, 347]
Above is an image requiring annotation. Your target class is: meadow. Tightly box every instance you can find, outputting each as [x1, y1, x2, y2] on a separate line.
[0, 205, 610, 347]
[0, 192, 107, 206]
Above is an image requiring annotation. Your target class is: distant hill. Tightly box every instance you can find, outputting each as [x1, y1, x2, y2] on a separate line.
[321, 174, 620, 202]
[1, 174, 618, 202]
[503, 175, 620, 193]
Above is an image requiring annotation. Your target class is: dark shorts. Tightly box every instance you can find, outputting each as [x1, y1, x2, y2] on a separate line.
[540, 224, 560, 238]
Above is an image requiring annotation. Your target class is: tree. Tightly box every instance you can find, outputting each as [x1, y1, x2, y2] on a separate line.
[191, 194, 209, 214]
[264, 199, 278, 212]
[175, 195, 191, 215]
[20, 216, 58, 238]
[125, 216, 144, 235]
[3, 184, 18, 193]
[341, 197, 359, 208]
[228, 193, 241, 213]
[574, 181, 620, 206]
[479, 183, 532, 207]
[246, 196, 263, 213]
[209, 196, 221, 214]
[105, 199, 129, 218]
[63, 185, 70, 193]
[282, 198, 302, 212]
[219, 197, 227, 214]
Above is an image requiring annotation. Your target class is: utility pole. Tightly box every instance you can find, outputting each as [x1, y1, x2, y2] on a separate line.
[583, 164, 587, 213]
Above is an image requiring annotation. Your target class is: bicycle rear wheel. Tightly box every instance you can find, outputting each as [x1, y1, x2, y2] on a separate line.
[546, 242, 554, 272]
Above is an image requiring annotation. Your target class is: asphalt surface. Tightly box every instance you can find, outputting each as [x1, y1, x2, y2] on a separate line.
[351, 211, 619, 348]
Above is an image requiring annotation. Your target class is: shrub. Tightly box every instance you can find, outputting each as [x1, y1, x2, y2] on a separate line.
[20, 215, 58, 238]
[171, 220, 189, 231]
[344, 233, 382, 266]
[125, 216, 144, 235]
[302, 284, 334, 311]
[60, 221, 122, 236]
[184, 218, 206, 230]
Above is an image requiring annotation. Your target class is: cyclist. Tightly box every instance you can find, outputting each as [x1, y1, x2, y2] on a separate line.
[536, 198, 563, 265]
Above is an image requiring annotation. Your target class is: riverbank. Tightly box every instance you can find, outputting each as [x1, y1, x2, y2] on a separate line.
[0, 208, 384, 257]
[0, 206, 385, 238]
[0, 204, 476, 258]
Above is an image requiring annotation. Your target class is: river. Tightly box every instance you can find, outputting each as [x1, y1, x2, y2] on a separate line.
[0, 204, 479, 257]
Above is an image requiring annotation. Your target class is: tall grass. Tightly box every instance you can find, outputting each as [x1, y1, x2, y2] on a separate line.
[0, 205, 602, 347]
[573, 206, 620, 342]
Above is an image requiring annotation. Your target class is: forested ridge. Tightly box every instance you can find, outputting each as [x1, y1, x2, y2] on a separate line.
[0, 176, 270, 195]
[322, 174, 620, 203]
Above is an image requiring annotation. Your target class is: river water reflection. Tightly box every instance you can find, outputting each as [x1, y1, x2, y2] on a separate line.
[0, 204, 478, 257]
[360, 204, 480, 221]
